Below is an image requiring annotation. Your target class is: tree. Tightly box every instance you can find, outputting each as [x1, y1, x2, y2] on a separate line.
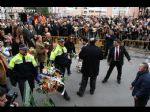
[36, 7, 49, 16]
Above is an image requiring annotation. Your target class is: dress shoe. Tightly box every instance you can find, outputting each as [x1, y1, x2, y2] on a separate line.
[102, 80, 107, 83]
[76, 91, 83, 97]
[63, 91, 70, 101]
[64, 95, 70, 101]
[117, 80, 121, 84]
[90, 90, 94, 95]
[67, 72, 72, 76]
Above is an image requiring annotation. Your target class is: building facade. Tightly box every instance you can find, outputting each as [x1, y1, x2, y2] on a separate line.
[48, 7, 139, 17]
[0, 7, 140, 19]
[0, 7, 24, 19]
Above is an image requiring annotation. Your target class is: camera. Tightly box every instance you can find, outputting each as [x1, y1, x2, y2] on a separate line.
[5, 90, 18, 107]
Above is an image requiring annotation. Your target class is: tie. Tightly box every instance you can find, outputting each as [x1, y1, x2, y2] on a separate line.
[23, 56, 26, 63]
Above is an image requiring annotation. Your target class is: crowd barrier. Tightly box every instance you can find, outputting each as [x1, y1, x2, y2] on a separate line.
[42, 36, 105, 46]
[122, 39, 150, 48]
[42, 36, 149, 50]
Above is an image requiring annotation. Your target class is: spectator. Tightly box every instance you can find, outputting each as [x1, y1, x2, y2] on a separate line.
[130, 62, 150, 107]
[0, 87, 18, 107]
[36, 35, 48, 73]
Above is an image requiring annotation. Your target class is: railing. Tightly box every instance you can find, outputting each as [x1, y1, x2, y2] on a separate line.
[122, 39, 150, 48]
[43, 36, 150, 50]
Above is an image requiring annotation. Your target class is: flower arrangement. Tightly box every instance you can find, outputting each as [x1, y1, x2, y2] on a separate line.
[37, 66, 65, 94]
[35, 66, 66, 106]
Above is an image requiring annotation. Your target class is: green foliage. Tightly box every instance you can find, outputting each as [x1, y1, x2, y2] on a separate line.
[36, 7, 49, 16]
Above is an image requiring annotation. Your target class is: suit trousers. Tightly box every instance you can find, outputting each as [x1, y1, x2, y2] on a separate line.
[104, 61, 122, 81]
[66, 59, 72, 74]
[134, 96, 149, 107]
[79, 75, 97, 95]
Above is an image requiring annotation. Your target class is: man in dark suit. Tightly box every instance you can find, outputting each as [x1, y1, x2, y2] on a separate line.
[130, 62, 150, 107]
[102, 39, 131, 84]
[35, 22, 44, 35]
[103, 30, 116, 59]
[77, 38, 103, 97]
[62, 22, 69, 36]
[28, 24, 37, 47]
[22, 23, 30, 46]
[64, 36, 76, 75]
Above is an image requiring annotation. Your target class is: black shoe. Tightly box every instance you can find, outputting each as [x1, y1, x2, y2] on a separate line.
[102, 80, 107, 83]
[90, 90, 94, 95]
[117, 80, 121, 84]
[63, 92, 70, 101]
[76, 91, 83, 97]
[64, 95, 70, 101]
[68, 72, 71, 76]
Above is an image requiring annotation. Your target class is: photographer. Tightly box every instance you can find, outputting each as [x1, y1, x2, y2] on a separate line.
[0, 87, 18, 107]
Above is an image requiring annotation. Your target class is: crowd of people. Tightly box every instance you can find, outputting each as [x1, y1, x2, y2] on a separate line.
[0, 13, 150, 107]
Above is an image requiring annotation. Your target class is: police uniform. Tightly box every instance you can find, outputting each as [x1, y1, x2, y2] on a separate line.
[8, 45, 37, 100]
[50, 39, 70, 101]
[50, 44, 68, 76]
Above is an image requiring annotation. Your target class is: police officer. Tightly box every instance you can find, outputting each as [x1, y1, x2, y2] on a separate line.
[50, 37, 70, 101]
[8, 44, 38, 101]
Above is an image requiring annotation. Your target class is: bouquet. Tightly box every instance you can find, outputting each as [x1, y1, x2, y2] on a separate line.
[36, 66, 66, 106]
[68, 52, 77, 59]
[37, 66, 65, 94]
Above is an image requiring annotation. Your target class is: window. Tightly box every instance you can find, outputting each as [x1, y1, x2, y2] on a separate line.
[89, 10, 94, 13]
[84, 11, 87, 14]
[95, 11, 101, 13]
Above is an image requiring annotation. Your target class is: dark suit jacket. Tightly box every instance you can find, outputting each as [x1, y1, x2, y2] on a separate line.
[64, 41, 76, 53]
[131, 71, 150, 98]
[79, 44, 103, 77]
[104, 35, 116, 49]
[35, 25, 44, 35]
[107, 46, 131, 65]
[22, 27, 30, 42]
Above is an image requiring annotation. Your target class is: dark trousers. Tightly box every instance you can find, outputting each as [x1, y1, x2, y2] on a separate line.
[104, 47, 108, 58]
[79, 75, 97, 95]
[39, 62, 44, 73]
[134, 96, 149, 107]
[104, 61, 122, 81]
[66, 59, 71, 74]
[54, 64, 65, 77]
[66, 64, 71, 74]
[17, 77, 35, 101]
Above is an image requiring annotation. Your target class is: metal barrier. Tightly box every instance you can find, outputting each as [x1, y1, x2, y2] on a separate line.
[123, 39, 150, 49]
[42, 36, 149, 50]
[42, 36, 80, 44]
